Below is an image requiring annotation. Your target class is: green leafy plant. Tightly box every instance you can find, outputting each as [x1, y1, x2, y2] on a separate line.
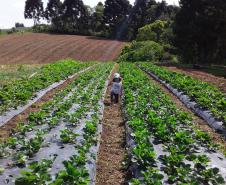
[60, 129, 79, 144]
[15, 158, 55, 185]
[21, 135, 43, 157]
[0, 60, 91, 114]
[119, 63, 225, 184]
[119, 41, 163, 62]
[139, 63, 226, 124]
[51, 161, 90, 185]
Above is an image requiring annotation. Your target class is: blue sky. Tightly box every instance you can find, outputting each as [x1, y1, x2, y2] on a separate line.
[0, 0, 179, 29]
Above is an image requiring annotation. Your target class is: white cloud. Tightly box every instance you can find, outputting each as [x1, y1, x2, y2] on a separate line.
[11, 2, 25, 8]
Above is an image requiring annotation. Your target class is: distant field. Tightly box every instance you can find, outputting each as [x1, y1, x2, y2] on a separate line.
[0, 33, 126, 64]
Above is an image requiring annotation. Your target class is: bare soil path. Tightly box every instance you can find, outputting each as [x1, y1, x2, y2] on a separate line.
[167, 66, 226, 93]
[96, 64, 127, 185]
[140, 67, 226, 155]
[0, 33, 126, 65]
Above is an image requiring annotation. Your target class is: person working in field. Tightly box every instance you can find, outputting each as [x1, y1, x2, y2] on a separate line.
[110, 73, 122, 104]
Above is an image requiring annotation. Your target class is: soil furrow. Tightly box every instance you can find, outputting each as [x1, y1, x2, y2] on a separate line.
[40, 36, 85, 62]
[0, 33, 126, 64]
[11, 36, 71, 64]
[96, 64, 127, 185]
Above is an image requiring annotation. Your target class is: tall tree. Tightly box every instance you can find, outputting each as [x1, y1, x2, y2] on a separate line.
[155, 0, 167, 19]
[15, 23, 25, 28]
[154, 1, 179, 21]
[128, 0, 157, 39]
[137, 20, 168, 42]
[127, 0, 179, 40]
[63, 0, 88, 34]
[104, 0, 132, 38]
[45, 0, 63, 23]
[91, 2, 105, 33]
[174, 0, 226, 64]
[45, 0, 63, 31]
[24, 0, 44, 25]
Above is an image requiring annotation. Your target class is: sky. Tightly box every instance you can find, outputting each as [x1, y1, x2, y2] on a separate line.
[0, 0, 179, 29]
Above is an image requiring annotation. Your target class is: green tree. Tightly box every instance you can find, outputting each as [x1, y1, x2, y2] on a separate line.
[15, 23, 25, 28]
[45, 0, 63, 31]
[91, 2, 105, 33]
[155, 0, 167, 19]
[24, 0, 44, 25]
[137, 20, 167, 42]
[128, 0, 157, 39]
[45, 0, 63, 22]
[128, 0, 179, 40]
[63, 0, 88, 34]
[119, 40, 163, 62]
[104, 0, 132, 39]
[146, 1, 179, 23]
[174, 0, 226, 65]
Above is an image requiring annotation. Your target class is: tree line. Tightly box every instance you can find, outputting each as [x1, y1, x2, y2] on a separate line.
[24, 0, 226, 65]
[173, 0, 226, 65]
[24, 0, 178, 40]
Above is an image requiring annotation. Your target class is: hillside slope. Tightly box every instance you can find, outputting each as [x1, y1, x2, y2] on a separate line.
[0, 33, 126, 64]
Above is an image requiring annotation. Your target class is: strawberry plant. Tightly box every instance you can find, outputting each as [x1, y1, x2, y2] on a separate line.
[139, 63, 226, 124]
[15, 158, 55, 185]
[14, 152, 28, 167]
[120, 63, 226, 184]
[0, 63, 114, 184]
[21, 135, 44, 157]
[60, 129, 79, 144]
[0, 60, 92, 114]
[51, 160, 90, 185]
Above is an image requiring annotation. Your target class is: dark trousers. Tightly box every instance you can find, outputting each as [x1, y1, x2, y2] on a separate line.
[111, 92, 119, 104]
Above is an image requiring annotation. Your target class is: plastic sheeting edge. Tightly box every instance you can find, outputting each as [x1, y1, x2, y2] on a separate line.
[139, 66, 226, 138]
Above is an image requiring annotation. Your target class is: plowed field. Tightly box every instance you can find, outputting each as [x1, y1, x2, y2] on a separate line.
[0, 33, 126, 64]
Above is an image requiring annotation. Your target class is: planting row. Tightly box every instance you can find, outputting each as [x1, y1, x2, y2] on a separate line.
[0, 60, 92, 114]
[138, 63, 226, 124]
[0, 63, 113, 185]
[0, 64, 42, 86]
[120, 63, 226, 185]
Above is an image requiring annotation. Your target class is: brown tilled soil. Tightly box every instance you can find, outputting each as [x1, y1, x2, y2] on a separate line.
[0, 66, 94, 142]
[96, 65, 127, 185]
[141, 68, 226, 154]
[0, 33, 126, 65]
[167, 67, 226, 93]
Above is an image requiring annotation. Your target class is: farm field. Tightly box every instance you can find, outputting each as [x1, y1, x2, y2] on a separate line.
[1, 0, 226, 184]
[0, 59, 226, 185]
[0, 33, 126, 65]
[0, 64, 42, 86]
[139, 63, 226, 125]
[0, 62, 114, 184]
[166, 66, 226, 93]
[120, 63, 226, 184]
[0, 60, 91, 114]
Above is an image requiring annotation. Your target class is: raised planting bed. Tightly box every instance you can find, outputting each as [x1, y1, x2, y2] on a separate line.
[138, 63, 226, 128]
[120, 63, 226, 185]
[0, 64, 95, 127]
[0, 63, 114, 185]
[0, 60, 92, 114]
